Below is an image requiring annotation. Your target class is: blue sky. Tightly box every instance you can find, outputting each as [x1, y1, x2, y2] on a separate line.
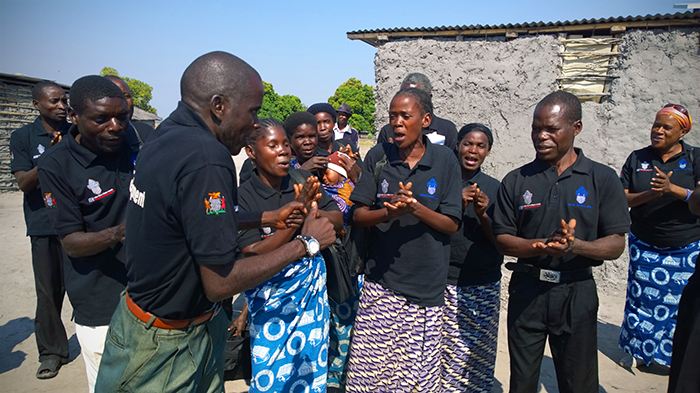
[0, 0, 685, 118]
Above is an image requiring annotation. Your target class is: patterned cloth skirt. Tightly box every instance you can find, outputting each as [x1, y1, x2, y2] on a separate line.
[327, 292, 360, 389]
[619, 233, 699, 366]
[345, 280, 443, 393]
[442, 281, 501, 393]
[245, 254, 329, 393]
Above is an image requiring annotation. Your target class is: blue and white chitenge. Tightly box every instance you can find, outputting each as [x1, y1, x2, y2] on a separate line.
[245, 253, 330, 393]
[619, 233, 698, 366]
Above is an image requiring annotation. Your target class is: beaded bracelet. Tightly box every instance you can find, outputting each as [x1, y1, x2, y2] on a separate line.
[684, 188, 691, 201]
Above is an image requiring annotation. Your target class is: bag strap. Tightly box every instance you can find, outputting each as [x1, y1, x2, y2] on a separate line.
[373, 143, 388, 186]
[288, 168, 306, 185]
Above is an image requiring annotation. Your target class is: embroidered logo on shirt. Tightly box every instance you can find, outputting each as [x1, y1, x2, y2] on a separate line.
[377, 179, 394, 198]
[427, 178, 437, 195]
[262, 227, 273, 239]
[10, 151, 14, 161]
[576, 186, 588, 204]
[420, 178, 439, 199]
[33, 144, 45, 159]
[519, 190, 542, 210]
[637, 161, 653, 172]
[44, 193, 57, 209]
[205, 192, 226, 215]
[87, 179, 102, 195]
[568, 186, 593, 208]
[678, 158, 690, 170]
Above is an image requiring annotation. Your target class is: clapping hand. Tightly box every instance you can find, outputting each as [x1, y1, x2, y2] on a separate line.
[294, 176, 322, 213]
[650, 166, 674, 195]
[533, 219, 577, 257]
[384, 181, 418, 218]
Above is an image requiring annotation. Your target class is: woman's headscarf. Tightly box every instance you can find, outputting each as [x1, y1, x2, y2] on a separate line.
[657, 104, 692, 131]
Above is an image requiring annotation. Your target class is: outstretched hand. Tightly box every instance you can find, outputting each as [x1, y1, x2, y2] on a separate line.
[532, 219, 577, 257]
[294, 176, 322, 212]
[270, 201, 306, 229]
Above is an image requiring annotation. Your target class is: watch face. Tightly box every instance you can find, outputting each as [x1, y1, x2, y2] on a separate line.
[309, 238, 320, 255]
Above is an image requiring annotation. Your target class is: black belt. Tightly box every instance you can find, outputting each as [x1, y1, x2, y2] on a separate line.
[505, 263, 593, 284]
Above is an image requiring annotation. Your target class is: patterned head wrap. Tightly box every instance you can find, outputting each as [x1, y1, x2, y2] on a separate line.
[657, 104, 692, 131]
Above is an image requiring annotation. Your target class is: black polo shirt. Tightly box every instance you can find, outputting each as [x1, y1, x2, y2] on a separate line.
[237, 168, 339, 250]
[620, 141, 700, 247]
[448, 170, 503, 287]
[316, 137, 359, 157]
[350, 139, 462, 306]
[126, 102, 240, 320]
[493, 148, 630, 271]
[37, 126, 132, 326]
[376, 114, 459, 151]
[239, 158, 255, 185]
[9, 117, 70, 236]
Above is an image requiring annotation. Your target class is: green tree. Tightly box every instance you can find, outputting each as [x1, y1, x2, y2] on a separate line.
[328, 78, 375, 133]
[99, 67, 157, 115]
[258, 81, 306, 122]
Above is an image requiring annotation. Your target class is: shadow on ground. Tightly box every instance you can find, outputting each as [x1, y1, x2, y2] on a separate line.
[0, 317, 82, 375]
[0, 317, 34, 374]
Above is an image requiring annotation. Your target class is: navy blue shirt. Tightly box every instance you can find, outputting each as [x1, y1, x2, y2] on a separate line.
[448, 169, 503, 287]
[493, 149, 630, 271]
[351, 139, 462, 306]
[9, 117, 70, 236]
[620, 141, 700, 247]
[37, 126, 132, 326]
[126, 102, 240, 320]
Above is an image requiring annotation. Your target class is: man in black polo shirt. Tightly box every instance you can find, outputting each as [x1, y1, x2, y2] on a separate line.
[376, 73, 458, 150]
[9, 80, 70, 379]
[37, 75, 132, 393]
[95, 51, 335, 393]
[492, 91, 629, 393]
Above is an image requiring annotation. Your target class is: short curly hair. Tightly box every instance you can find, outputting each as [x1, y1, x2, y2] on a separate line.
[70, 75, 125, 115]
[283, 111, 318, 140]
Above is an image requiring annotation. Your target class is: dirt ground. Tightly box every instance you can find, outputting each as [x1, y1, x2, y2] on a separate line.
[0, 152, 670, 392]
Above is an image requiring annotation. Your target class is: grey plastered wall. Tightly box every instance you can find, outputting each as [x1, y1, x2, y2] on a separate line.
[372, 28, 700, 292]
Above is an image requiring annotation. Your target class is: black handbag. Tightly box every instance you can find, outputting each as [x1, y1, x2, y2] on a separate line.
[223, 327, 252, 381]
[322, 238, 359, 304]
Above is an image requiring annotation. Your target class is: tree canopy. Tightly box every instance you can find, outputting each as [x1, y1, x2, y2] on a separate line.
[99, 67, 157, 115]
[328, 78, 375, 133]
[258, 81, 306, 122]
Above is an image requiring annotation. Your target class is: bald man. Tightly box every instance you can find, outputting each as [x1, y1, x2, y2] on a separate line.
[96, 51, 335, 392]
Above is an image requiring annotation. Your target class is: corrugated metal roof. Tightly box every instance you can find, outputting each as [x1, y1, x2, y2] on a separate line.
[347, 10, 700, 47]
[0, 72, 70, 90]
[132, 106, 162, 121]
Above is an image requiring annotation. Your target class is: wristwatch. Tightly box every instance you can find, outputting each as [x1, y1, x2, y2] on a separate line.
[296, 234, 320, 257]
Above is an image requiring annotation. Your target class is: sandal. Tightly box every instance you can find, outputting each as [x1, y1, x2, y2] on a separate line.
[36, 358, 64, 379]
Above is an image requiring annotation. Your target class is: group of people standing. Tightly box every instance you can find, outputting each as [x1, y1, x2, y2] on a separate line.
[9, 50, 699, 393]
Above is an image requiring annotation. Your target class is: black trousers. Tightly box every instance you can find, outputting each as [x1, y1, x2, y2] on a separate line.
[30, 236, 68, 362]
[668, 272, 700, 393]
[507, 273, 598, 393]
